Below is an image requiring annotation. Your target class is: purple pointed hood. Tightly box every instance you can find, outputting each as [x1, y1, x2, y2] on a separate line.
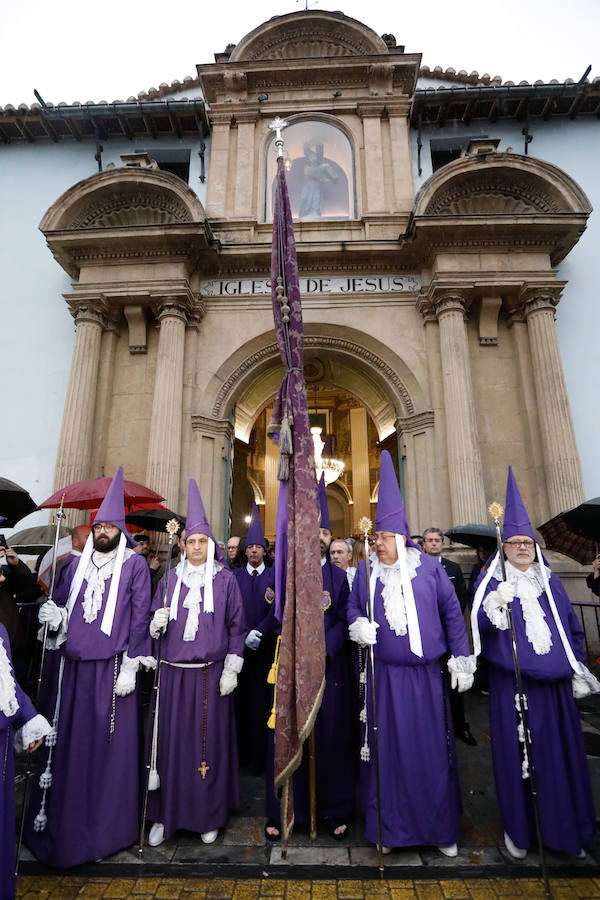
[375, 451, 419, 547]
[502, 466, 536, 542]
[185, 479, 224, 562]
[317, 474, 331, 532]
[246, 502, 266, 548]
[92, 466, 137, 548]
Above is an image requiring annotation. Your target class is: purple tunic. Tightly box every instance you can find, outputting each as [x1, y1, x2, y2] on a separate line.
[1, 624, 38, 900]
[347, 553, 469, 848]
[147, 565, 246, 837]
[25, 551, 152, 868]
[477, 569, 595, 853]
[267, 560, 354, 824]
[234, 565, 277, 773]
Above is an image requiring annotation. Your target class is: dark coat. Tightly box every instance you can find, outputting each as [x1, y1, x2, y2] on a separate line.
[440, 557, 468, 611]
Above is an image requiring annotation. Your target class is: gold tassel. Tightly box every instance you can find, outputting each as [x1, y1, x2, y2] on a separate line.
[267, 635, 281, 729]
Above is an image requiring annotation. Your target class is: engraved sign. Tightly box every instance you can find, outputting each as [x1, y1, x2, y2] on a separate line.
[200, 275, 421, 297]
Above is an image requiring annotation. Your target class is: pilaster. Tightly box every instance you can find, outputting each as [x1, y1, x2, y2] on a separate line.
[190, 414, 235, 541]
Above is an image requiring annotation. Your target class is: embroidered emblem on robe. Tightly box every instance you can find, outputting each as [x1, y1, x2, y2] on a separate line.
[322, 590, 331, 612]
[264, 587, 275, 605]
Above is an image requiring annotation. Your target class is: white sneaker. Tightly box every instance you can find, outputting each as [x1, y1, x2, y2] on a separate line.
[381, 845, 392, 855]
[148, 822, 165, 847]
[438, 844, 458, 857]
[201, 829, 218, 844]
[576, 849, 587, 859]
[504, 831, 527, 859]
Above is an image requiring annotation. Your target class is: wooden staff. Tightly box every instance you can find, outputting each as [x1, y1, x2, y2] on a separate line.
[139, 517, 180, 855]
[358, 516, 385, 876]
[489, 502, 551, 900]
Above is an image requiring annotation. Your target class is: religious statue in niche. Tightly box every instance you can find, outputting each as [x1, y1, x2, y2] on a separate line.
[298, 142, 340, 220]
[268, 125, 351, 221]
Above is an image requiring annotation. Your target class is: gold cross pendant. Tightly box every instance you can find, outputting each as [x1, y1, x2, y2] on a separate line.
[198, 761, 210, 779]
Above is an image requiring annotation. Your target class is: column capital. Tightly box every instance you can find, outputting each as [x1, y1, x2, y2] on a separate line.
[415, 294, 437, 323]
[356, 102, 387, 119]
[67, 297, 110, 329]
[519, 283, 565, 319]
[434, 292, 470, 318]
[191, 415, 234, 442]
[395, 411, 435, 434]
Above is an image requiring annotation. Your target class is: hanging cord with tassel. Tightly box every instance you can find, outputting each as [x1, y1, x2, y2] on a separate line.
[267, 635, 282, 729]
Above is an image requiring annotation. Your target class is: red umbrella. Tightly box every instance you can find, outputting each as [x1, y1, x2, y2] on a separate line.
[39, 476, 164, 511]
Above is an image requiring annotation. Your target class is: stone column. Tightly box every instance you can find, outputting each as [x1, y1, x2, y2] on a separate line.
[350, 407, 370, 530]
[264, 418, 279, 540]
[388, 107, 413, 212]
[190, 415, 235, 543]
[53, 302, 105, 493]
[522, 291, 585, 515]
[435, 294, 487, 524]
[145, 301, 188, 511]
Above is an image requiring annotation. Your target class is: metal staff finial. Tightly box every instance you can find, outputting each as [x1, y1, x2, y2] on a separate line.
[269, 116, 288, 158]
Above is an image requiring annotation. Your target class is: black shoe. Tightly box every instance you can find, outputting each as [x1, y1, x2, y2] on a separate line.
[455, 726, 477, 747]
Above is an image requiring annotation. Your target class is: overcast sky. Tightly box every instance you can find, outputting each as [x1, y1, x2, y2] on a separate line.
[1, 0, 597, 107]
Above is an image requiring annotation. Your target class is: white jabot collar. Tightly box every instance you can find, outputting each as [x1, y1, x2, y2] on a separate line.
[246, 562, 265, 576]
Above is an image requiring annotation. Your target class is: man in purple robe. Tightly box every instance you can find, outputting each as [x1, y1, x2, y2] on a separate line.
[1, 623, 50, 899]
[25, 466, 153, 868]
[146, 479, 246, 847]
[471, 466, 598, 859]
[234, 503, 277, 774]
[347, 451, 473, 856]
[266, 475, 353, 840]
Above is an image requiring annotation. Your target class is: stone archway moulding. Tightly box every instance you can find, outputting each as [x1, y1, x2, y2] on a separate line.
[210, 334, 419, 426]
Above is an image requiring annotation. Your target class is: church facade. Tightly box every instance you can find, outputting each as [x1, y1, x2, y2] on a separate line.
[1, 11, 598, 568]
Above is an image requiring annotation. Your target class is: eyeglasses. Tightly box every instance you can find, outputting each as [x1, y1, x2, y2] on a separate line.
[92, 523, 115, 533]
[504, 540, 535, 549]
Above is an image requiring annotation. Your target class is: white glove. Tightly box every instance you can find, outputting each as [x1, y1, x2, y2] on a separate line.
[115, 667, 136, 696]
[489, 581, 515, 611]
[38, 600, 63, 630]
[150, 606, 170, 637]
[245, 629, 262, 651]
[349, 617, 379, 646]
[220, 667, 238, 696]
[573, 666, 600, 699]
[451, 671, 474, 693]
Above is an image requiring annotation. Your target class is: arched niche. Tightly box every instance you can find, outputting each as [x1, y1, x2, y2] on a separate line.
[264, 117, 356, 222]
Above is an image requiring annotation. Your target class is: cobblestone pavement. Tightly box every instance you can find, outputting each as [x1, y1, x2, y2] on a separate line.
[15, 875, 600, 899]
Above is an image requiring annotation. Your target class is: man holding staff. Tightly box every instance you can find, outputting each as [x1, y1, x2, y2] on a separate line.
[472, 466, 598, 859]
[145, 478, 246, 847]
[347, 451, 473, 856]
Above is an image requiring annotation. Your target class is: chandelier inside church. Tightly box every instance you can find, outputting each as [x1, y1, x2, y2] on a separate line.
[311, 426, 345, 485]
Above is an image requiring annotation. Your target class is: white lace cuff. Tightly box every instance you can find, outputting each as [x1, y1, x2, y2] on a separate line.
[447, 655, 477, 675]
[14, 713, 51, 752]
[348, 617, 370, 645]
[483, 592, 509, 630]
[574, 666, 600, 694]
[224, 653, 244, 673]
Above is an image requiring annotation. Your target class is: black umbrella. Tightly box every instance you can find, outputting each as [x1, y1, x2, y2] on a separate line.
[538, 498, 600, 566]
[125, 507, 185, 533]
[445, 523, 497, 550]
[0, 477, 38, 528]
[8, 523, 72, 555]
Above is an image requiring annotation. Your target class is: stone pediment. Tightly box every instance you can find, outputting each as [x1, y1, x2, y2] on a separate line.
[229, 11, 389, 62]
[416, 153, 592, 219]
[67, 188, 193, 229]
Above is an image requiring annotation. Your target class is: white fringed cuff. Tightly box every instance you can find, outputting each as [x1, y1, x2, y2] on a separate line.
[14, 713, 51, 752]
[223, 653, 244, 673]
[120, 652, 156, 673]
[447, 655, 477, 675]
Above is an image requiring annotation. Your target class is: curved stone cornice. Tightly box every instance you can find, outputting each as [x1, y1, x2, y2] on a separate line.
[211, 334, 415, 418]
[40, 167, 208, 233]
[413, 152, 592, 219]
[229, 10, 389, 62]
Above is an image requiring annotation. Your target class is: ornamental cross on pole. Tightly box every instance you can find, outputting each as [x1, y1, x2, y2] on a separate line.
[198, 761, 210, 779]
[269, 116, 288, 158]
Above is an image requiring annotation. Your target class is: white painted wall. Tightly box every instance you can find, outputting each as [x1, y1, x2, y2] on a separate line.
[410, 116, 600, 499]
[0, 132, 210, 534]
